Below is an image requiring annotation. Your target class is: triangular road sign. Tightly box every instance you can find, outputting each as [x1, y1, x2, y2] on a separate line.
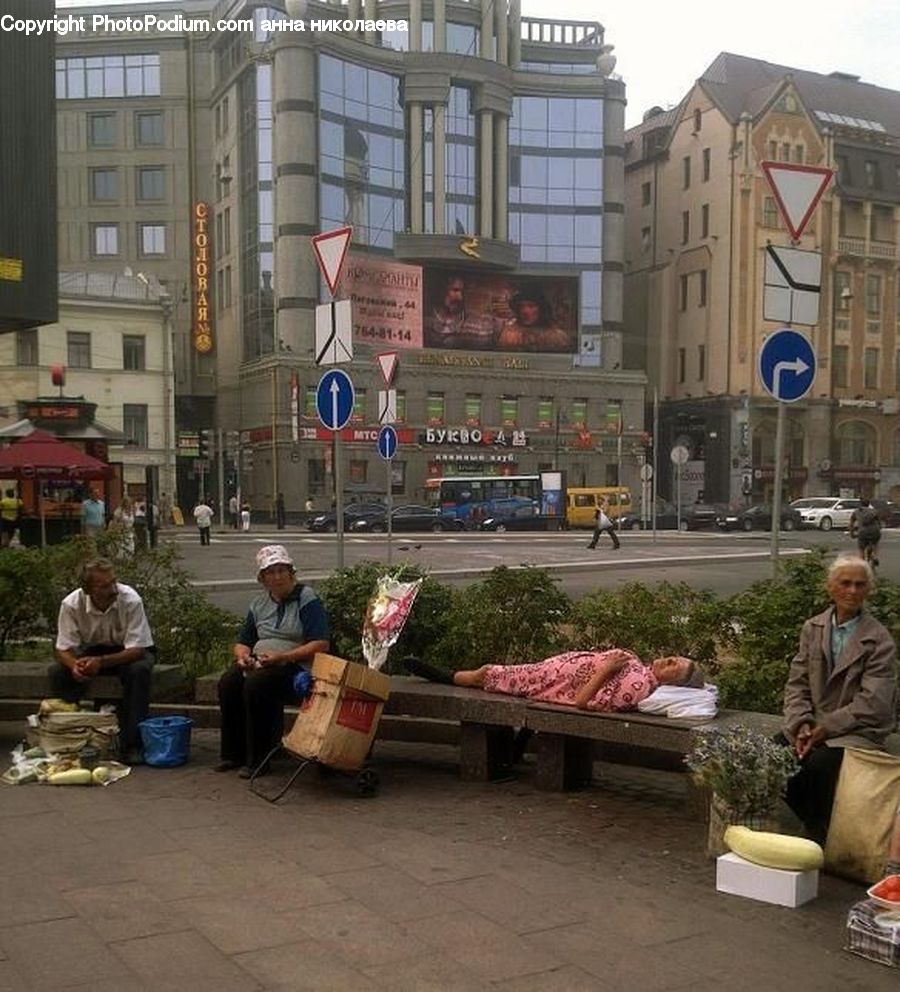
[376, 351, 399, 387]
[312, 226, 352, 296]
[761, 162, 833, 241]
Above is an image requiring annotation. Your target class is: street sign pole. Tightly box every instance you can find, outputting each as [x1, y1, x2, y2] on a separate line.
[652, 388, 659, 543]
[335, 431, 344, 569]
[771, 401, 787, 575]
[386, 458, 393, 566]
[316, 369, 355, 571]
[676, 466, 681, 531]
[217, 427, 225, 529]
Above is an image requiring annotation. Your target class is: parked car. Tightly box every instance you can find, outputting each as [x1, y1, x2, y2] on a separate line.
[716, 504, 802, 532]
[790, 497, 860, 531]
[620, 500, 720, 531]
[478, 497, 542, 532]
[307, 502, 384, 533]
[348, 504, 465, 533]
[872, 499, 900, 528]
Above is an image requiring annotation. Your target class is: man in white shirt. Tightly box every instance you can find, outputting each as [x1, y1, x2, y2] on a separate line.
[194, 500, 214, 545]
[50, 558, 156, 765]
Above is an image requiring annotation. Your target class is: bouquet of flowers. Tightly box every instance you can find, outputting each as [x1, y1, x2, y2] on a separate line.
[685, 725, 798, 817]
[362, 573, 423, 671]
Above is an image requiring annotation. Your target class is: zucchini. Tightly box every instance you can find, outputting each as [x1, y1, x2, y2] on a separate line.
[46, 768, 93, 786]
[724, 825, 823, 871]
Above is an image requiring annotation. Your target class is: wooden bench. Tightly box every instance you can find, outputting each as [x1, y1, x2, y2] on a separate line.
[0, 661, 185, 711]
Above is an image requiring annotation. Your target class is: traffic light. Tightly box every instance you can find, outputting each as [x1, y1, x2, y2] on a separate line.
[198, 430, 213, 460]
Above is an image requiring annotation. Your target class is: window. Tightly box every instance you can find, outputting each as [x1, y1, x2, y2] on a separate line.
[87, 112, 116, 147]
[833, 345, 849, 388]
[222, 95, 230, 133]
[90, 168, 117, 201]
[835, 271, 852, 309]
[426, 392, 444, 425]
[678, 348, 686, 383]
[67, 331, 91, 368]
[679, 275, 688, 311]
[641, 226, 651, 252]
[683, 155, 691, 189]
[135, 111, 163, 146]
[16, 329, 38, 366]
[835, 155, 850, 184]
[352, 387, 366, 422]
[308, 459, 326, 496]
[864, 348, 879, 389]
[137, 167, 164, 201]
[571, 398, 587, 427]
[395, 390, 407, 423]
[304, 386, 317, 417]
[223, 265, 232, 308]
[91, 223, 118, 256]
[836, 421, 875, 465]
[793, 145, 804, 164]
[537, 397, 554, 428]
[139, 223, 165, 256]
[698, 344, 706, 380]
[864, 160, 880, 189]
[500, 396, 518, 427]
[699, 269, 708, 307]
[57, 54, 160, 98]
[223, 207, 232, 253]
[123, 404, 149, 448]
[464, 394, 481, 426]
[702, 148, 710, 181]
[349, 460, 368, 484]
[123, 335, 145, 371]
[681, 210, 690, 244]
[701, 203, 709, 238]
[763, 197, 779, 228]
[641, 181, 651, 206]
[866, 273, 882, 315]
[768, 141, 778, 160]
[693, 109, 702, 133]
[216, 213, 223, 251]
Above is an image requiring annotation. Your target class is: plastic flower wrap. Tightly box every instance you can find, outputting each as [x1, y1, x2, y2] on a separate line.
[362, 574, 423, 671]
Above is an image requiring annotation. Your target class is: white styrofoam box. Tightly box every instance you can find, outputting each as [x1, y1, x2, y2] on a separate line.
[716, 852, 818, 908]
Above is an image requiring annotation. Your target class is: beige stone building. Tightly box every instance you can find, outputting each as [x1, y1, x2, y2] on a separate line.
[625, 53, 900, 506]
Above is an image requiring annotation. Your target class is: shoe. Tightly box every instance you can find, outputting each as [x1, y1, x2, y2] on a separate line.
[122, 748, 144, 766]
[214, 760, 239, 773]
[586, 544, 595, 549]
[402, 656, 454, 685]
[238, 762, 270, 779]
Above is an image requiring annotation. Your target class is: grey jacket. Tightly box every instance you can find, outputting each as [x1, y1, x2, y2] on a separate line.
[783, 606, 897, 750]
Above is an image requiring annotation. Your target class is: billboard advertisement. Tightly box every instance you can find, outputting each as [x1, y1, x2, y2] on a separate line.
[337, 254, 423, 350]
[424, 271, 578, 353]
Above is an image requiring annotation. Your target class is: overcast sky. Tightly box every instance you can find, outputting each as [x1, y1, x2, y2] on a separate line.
[56, 0, 900, 129]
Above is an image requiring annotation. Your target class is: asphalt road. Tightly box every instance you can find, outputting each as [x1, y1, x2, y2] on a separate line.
[168, 524, 900, 615]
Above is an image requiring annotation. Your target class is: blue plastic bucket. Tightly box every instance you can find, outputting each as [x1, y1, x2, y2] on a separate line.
[138, 716, 194, 767]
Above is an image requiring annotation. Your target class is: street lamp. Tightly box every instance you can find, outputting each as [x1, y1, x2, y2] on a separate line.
[828, 284, 853, 489]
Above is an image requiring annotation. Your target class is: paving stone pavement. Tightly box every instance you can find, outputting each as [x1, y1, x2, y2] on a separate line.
[0, 724, 895, 991]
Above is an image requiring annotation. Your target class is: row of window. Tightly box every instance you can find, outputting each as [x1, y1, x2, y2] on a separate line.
[88, 165, 167, 203]
[299, 387, 619, 429]
[833, 346, 893, 390]
[56, 54, 161, 100]
[677, 345, 706, 384]
[834, 270, 899, 318]
[89, 222, 166, 258]
[766, 141, 806, 164]
[679, 270, 708, 311]
[834, 155, 900, 190]
[82, 109, 164, 147]
[15, 330, 147, 370]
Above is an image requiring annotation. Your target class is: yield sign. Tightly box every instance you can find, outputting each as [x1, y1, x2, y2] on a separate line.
[375, 351, 398, 387]
[761, 162, 833, 241]
[311, 226, 352, 296]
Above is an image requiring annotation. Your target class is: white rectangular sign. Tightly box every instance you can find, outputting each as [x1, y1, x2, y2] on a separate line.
[378, 388, 397, 425]
[315, 300, 353, 365]
[763, 245, 821, 326]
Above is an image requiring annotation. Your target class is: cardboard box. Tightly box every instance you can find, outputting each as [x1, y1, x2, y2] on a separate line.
[282, 654, 390, 771]
[716, 852, 818, 908]
[846, 898, 900, 967]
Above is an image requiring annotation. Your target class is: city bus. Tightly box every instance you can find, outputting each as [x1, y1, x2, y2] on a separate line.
[425, 473, 566, 529]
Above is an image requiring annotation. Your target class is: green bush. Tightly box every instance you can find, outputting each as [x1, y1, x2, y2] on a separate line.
[428, 565, 571, 670]
[567, 580, 729, 667]
[316, 560, 455, 670]
[0, 548, 49, 659]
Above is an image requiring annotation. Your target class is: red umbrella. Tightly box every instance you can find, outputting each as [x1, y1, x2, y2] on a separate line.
[0, 429, 111, 547]
[0, 428, 111, 480]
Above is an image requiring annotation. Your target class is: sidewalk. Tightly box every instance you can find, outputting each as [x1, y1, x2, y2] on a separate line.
[0, 724, 893, 991]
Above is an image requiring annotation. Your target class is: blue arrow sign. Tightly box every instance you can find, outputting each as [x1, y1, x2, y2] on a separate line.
[316, 369, 355, 431]
[758, 328, 816, 403]
[377, 425, 398, 461]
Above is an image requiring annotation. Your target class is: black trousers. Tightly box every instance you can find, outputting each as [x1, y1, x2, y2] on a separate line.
[777, 733, 845, 847]
[199, 526, 211, 545]
[218, 663, 300, 767]
[588, 523, 620, 549]
[48, 648, 155, 751]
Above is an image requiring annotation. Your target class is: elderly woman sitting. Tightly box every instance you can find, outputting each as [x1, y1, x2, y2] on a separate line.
[406, 649, 702, 711]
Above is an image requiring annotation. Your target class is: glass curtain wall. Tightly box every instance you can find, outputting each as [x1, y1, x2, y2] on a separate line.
[424, 86, 477, 235]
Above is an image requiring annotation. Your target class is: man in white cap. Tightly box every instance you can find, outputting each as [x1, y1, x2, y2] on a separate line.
[216, 545, 331, 777]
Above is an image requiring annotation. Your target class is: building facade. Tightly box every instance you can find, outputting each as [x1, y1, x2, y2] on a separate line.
[625, 54, 900, 508]
[55, 1, 635, 513]
[0, 272, 177, 497]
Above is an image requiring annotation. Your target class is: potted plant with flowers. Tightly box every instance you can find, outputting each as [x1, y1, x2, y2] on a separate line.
[686, 725, 798, 857]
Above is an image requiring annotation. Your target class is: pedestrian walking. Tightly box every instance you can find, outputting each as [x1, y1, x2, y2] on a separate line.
[275, 491, 286, 530]
[228, 494, 239, 529]
[241, 502, 251, 532]
[587, 500, 619, 550]
[194, 499, 214, 545]
[133, 500, 148, 550]
[111, 496, 136, 554]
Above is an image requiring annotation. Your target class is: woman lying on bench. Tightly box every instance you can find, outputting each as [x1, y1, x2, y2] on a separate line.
[404, 649, 703, 711]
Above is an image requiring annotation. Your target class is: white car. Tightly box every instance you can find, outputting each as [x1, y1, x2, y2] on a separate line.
[790, 497, 861, 531]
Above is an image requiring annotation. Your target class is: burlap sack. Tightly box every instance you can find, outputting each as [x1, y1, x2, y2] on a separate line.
[825, 748, 900, 883]
[27, 711, 119, 756]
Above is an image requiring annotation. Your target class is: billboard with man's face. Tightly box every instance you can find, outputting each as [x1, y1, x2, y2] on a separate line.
[423, 271, 578, 353]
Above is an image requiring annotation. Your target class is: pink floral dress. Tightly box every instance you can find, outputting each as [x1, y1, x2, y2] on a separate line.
[482, 650, 659, 712]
